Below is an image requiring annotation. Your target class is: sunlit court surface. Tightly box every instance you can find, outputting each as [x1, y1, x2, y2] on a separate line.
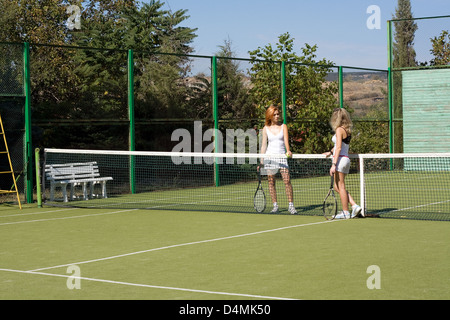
[0, 203, 448, 301]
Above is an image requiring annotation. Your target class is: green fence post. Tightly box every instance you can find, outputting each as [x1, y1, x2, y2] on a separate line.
[128, 49, 136, 193]
[387, 20, 394, 155]
[23, 42, 33, 203]
[281, 61, 287, 124]
[339, 66, 344, 109]
[388, 67, 394, 155]
[212, 56, 220, 187]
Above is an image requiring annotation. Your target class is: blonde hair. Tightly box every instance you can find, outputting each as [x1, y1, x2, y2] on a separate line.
[330, 108, 352, 134]
[265, 105, 281, 126]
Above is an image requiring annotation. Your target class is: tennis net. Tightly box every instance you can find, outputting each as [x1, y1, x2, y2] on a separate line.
[42, 149, 450, 221]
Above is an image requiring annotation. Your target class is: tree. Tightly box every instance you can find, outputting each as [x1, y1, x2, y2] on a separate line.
[0, 0, 69, 44]
[248, 32, 338, 153]
[430, 30, 450, 66]
[392, 0, 418, 68]
[391, 0, 417, 153]
[0, 0, 198, 150]
[215, 39, 255, 118]
[211, 39, 255, 153]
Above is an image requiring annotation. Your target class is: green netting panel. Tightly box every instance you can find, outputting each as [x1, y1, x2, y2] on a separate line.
[0, 43, 24, 96]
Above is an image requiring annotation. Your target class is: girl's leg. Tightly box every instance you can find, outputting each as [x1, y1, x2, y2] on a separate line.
[281, 169, 297, 214]
[334, 171, 361, 218]
[267, 174, 277, 204]
[334, 171, 349, 211]
[280, 169, 293, 203]
[347, 191, 357, 207]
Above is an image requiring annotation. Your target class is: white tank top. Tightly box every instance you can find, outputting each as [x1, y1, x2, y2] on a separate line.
[265, 125, 286, 154]
[332, 134, 350, 157]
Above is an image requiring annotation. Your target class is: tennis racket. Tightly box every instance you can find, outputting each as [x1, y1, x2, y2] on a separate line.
[254, 167, 266, 213]
[323, 174, 337, 220]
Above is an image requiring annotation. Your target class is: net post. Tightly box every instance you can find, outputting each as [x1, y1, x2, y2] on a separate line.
[359, 155, 365, 215]
[35, 148, 42, 208]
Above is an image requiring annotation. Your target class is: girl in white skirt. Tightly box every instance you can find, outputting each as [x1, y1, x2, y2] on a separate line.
[260, 105, 297, 214]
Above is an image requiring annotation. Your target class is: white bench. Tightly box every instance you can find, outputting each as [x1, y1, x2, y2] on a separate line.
[45, 162, 113, 202]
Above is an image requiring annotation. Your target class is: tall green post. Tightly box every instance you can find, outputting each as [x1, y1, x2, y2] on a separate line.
[281, 61, 287, 124]
[128, 49, 136, 193]
[212, 56, 220, 187]
[387, 20, 394, 154]
[388, 67, 394, 155]
[35, 148, 42, 208]
[23, 42, 33, 203]
[338, 66, 344, 109]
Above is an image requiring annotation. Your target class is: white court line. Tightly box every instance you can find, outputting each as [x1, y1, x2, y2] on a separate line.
[376, 199, 450, 215]
[28, 219, 339, 272]
[0, 209, 138, 226]
[0, 268, 296, 300]
[0, 208, 77, 219]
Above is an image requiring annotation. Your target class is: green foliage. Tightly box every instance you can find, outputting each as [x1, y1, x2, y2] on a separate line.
[392, 0, 418, 68]
[350, 103, 390, 154]
[0, 2, 389, 154]
[215, 39, 255, 121]
[391, 0, 418, 153]
[0, 0, 198, 150]
[430, 30, 450, 66]
[248, 33, 339, 153]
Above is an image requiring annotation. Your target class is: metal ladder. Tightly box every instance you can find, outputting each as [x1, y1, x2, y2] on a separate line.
[0, 113, 22, 209]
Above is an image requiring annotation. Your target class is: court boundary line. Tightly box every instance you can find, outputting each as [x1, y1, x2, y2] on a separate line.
[0, 268, 296, 300]
[0, 208, 138, 226]
[0, 208, 81, 220]
[28, 219, 340, 272]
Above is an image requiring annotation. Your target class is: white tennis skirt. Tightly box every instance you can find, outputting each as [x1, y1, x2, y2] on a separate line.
[263, 156, 288, 175]
[336, 156, 350, 174]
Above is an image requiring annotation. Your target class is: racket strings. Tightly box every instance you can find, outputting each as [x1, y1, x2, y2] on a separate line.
[254, 189, 266, 212]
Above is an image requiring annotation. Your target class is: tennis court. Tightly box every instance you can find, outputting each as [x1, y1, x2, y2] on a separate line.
[0, 203, 448, 300]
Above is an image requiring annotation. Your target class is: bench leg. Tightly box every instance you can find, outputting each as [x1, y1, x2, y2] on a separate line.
[102, 181, 108, 199]
[50, 183, 55, 201]
[61, 183, 69, 202]
[89, 182, 94, 199]
[69, 183, 75, 201]
[82, 182, 89, 200]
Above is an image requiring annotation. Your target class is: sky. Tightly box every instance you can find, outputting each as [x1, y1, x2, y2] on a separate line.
[142, 0, 450, 70]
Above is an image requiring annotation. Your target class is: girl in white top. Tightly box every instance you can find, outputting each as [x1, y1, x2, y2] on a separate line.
[324, 108, 362, 219]
[260, 105, 297, 214]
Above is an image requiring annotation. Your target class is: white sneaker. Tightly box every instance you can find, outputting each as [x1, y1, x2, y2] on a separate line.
[288, 206, 297, 215]
[271, 206, 279, 213]
[351, 205, 362, 218]
[334, 211, 350, 219]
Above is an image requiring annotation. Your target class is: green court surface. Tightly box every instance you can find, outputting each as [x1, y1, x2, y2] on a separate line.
[0, 203, 448, 300]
